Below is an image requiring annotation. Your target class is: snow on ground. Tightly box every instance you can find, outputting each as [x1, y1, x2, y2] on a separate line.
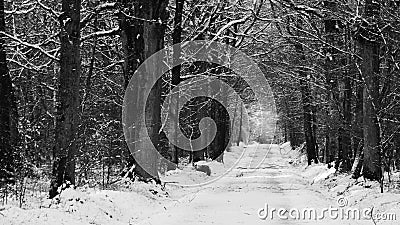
[0, 181, 171, 225]
[307, 169, 400, 224]
[1, 142, 399, 225]
[288, 142, 400, 225]
[160, 144, 245, 186]
[0, 144, 247, 225]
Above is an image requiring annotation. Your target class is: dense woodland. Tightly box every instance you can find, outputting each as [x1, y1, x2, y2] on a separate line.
[0, 0, 400, 202]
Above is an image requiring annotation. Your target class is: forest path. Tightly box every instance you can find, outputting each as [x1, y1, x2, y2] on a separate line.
[139, 144, 363, 225]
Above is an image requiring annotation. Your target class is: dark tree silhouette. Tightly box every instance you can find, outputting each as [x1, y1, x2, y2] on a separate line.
[49, 0, 82, 198]
[0, 0, 17, 185]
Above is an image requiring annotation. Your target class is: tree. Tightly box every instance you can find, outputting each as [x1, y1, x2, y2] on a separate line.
[294, 20, 318, 165]
[49, 0, 82, 198]
[323, 0, 351, 171]
[123, 0, 168, 182]
[358, 0, 382, 181]
[118, 0, 145, 179]
[171, 0, 184, 165]
[0, 0, 18, 184]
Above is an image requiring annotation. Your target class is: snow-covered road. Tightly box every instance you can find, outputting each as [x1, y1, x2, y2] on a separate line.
[139, 144, 364, 225]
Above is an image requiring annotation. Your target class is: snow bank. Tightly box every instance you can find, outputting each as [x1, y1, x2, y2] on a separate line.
[301, 162, 400, 223]
[280, 141, 291, 151]
[0, 182, 171, 225]
[311, 167, 336, 184]
[302, 165, 332, 179]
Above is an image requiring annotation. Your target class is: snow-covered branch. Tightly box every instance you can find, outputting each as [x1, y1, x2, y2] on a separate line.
[80, 3, 117, 28]
[81, 27, 120, 41]
[210, 16, 250, 43]
[36, 0, 61, 18]
[0, 31, 59, 61]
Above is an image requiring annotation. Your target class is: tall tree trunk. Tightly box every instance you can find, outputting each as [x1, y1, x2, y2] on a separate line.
[50, 0, 81, 198]
[119, 0, 144, 179]
[216, 78, 229, 163]
[285, 93, 301, 148]
[172, 0, 184, 165]
[340, 56, 352, 171]
[340, 52, 352, 171]
[351, 73, 364, 178]
[298, 58, 318, 165]
[119, 0, 144, 91]
[312, 101, 318, 159]
[294, 22, 318, 165]
[337, 21, 353, 172]
[0, 0, 17, 184]
[132, 0, 168, 181]
[237, 101, 243, 146]
[231, 94, 239, 145]
[359, 0, 382, 181]
[324, 0, 341, 168]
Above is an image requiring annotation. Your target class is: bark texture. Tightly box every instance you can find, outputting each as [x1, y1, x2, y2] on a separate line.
[50, 0, 81, 198]
[359, 0, 382, 181]
[0, 0, 18, 184]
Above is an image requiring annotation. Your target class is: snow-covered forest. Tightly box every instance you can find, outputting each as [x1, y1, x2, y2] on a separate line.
[0, 0, 399, 224]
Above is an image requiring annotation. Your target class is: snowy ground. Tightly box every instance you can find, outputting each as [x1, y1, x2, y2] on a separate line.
[1, 143, 399, 224]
